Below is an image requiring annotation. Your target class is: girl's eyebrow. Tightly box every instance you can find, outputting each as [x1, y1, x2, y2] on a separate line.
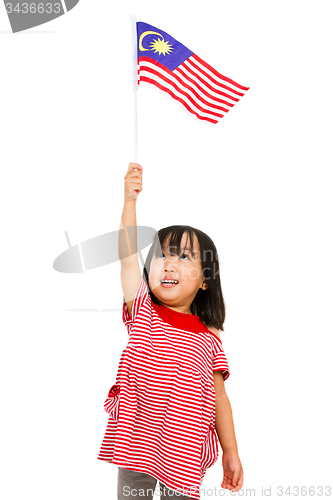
[163, 246, 192, 252]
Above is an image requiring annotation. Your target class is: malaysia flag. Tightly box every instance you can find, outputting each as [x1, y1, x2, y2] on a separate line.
[136, 21, 250, 124]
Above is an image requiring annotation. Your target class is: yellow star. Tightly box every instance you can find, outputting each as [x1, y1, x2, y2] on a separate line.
[149, 37, 173, 56]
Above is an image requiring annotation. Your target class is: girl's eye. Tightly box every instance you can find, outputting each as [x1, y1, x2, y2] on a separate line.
[156, 253, 189, 260]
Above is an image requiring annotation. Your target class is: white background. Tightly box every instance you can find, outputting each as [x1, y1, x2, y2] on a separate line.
[1, 1, 332, 499]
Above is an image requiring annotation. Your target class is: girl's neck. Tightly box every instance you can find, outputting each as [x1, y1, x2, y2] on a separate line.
[158, 302, 196, 317]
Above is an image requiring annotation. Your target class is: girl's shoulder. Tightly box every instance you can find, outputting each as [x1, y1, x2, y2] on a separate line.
[206, 325, 221, 340]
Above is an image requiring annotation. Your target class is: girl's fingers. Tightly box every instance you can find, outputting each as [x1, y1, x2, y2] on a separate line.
[124, 163, 143, 201]
[126, 173, 142, 181]
[126, 165, 143, 181]
[127, 163, 143, 173]
[232, 469, 239, 486]
[230, 470, 243, 491]
[126, 176, 142, 184]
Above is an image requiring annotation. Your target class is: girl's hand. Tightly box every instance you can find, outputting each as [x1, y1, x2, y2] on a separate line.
[124, 163, 143, 202]
[221, 451, 244, 492]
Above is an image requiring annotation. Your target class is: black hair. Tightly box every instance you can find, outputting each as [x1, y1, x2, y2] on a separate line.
[141, 225, 226, 332]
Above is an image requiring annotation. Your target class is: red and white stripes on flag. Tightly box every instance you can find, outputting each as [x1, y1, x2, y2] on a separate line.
[138, 54, 249, 124]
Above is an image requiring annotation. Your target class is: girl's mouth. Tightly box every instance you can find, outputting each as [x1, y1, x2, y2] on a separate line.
[160, 280, 179, 288]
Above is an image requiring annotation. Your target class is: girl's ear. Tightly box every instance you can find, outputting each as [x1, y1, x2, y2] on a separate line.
[201, 280, 209, 290]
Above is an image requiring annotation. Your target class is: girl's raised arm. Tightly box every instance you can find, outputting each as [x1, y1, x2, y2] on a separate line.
[118, 163, 143, 319]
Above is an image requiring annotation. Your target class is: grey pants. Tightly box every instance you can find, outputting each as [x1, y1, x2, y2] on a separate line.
[117, 466, 190, 499]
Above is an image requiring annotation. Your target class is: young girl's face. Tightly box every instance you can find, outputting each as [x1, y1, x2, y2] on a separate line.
[148, 232, 208, 314]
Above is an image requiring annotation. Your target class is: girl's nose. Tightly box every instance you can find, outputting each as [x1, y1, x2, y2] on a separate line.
[164, 264, 175, 272]
[164, 258, 175, 272]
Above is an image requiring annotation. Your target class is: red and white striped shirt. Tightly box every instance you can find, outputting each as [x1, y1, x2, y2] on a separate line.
[97, 277, 230, 499]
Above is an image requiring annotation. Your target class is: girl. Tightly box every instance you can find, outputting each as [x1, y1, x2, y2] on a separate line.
[97, 163, 243, 499]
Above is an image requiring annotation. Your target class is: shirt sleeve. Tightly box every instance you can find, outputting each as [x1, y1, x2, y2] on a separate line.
[122, 276, 151, 335]
[211, 334, 230, 381]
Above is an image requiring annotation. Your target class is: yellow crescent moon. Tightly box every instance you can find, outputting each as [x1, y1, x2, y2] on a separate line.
[139, 31, 163, 51]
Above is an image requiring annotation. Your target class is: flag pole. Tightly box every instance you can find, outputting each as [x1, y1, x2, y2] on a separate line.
[130, 14, 138, 163]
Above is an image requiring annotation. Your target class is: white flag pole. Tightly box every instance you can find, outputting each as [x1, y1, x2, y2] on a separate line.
[130, 15, 139, 163]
